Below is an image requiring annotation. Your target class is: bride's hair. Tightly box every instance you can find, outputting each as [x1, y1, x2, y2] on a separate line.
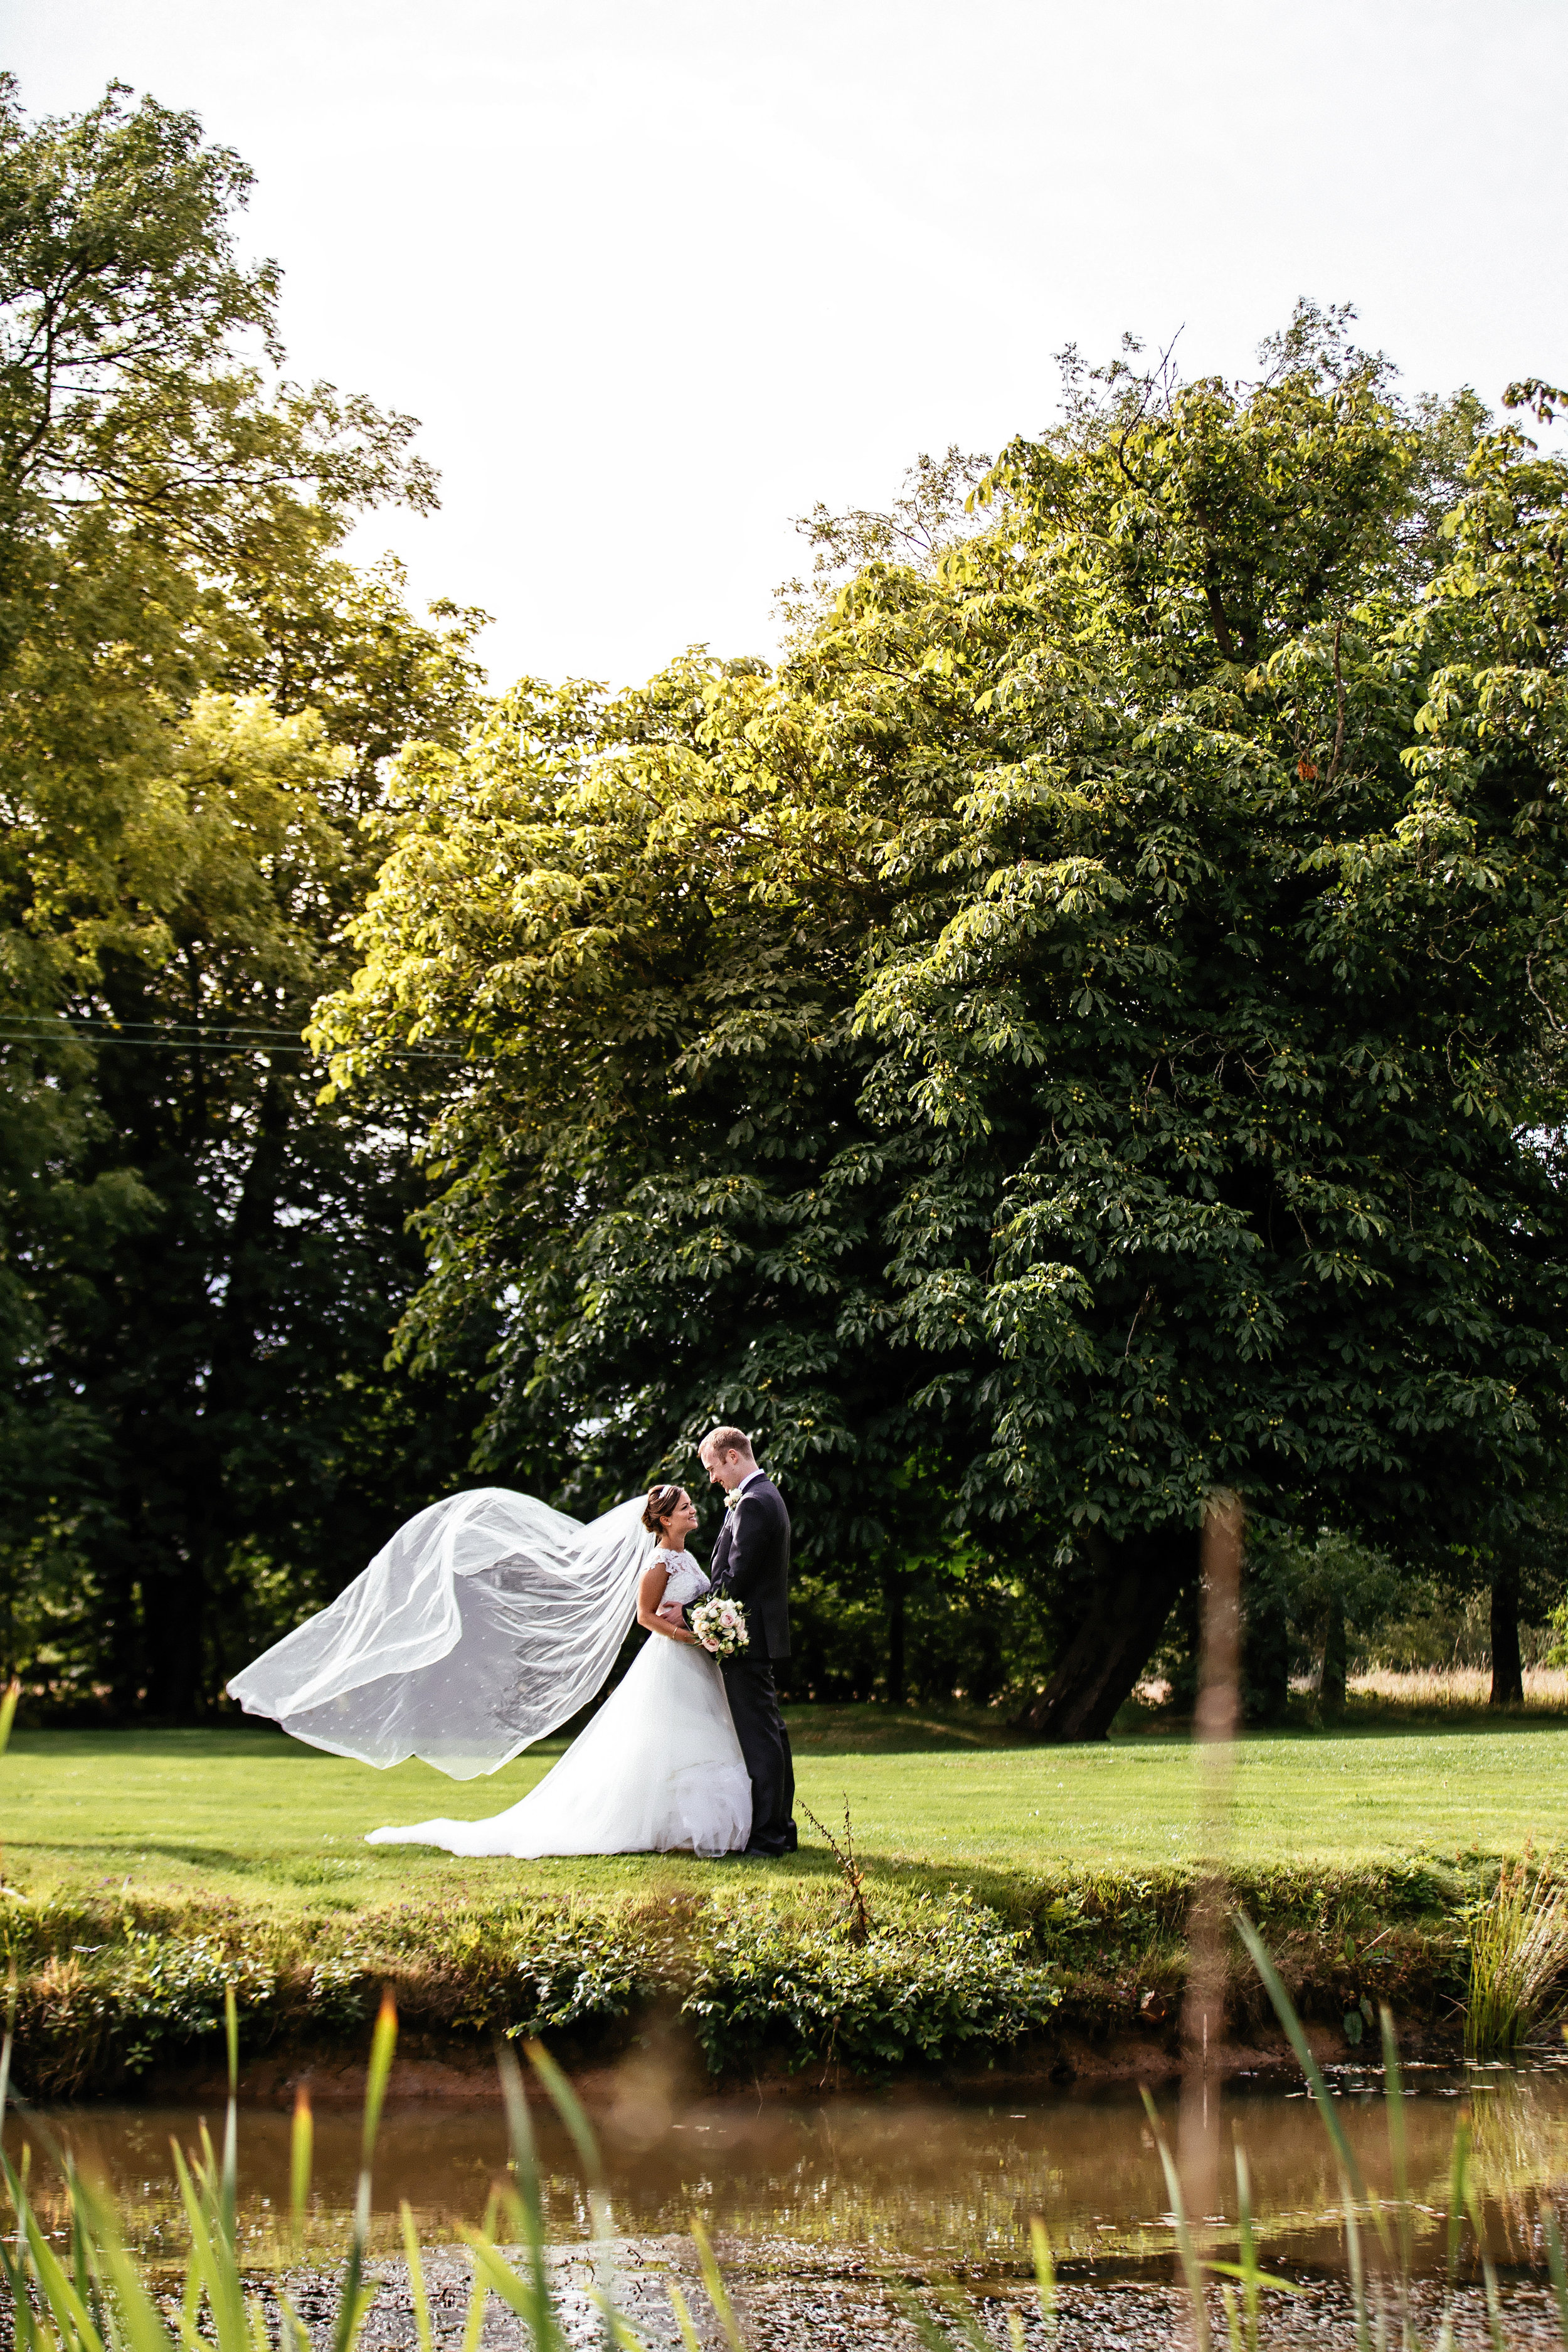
[642, 1483, 686, 1536]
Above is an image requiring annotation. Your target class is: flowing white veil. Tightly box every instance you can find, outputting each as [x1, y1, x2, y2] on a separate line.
[227, 1490, 651, 1779]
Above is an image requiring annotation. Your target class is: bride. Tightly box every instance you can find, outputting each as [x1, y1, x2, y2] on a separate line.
[227, 1482, 752, 1860]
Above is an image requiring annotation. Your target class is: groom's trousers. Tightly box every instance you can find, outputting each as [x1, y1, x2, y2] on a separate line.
[721, 1655, 798, 1854]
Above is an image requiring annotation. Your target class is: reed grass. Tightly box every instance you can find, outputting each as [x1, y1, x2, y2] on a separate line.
[1229, 1917, 1556, 2351]
[0, 1979, 743, 2352]
[1465, 1858, 1568, 2058]
[5, 1922, 1568, 2352]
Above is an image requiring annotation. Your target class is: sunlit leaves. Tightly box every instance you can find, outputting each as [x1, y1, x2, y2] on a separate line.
[330, 309, 1568, 1631]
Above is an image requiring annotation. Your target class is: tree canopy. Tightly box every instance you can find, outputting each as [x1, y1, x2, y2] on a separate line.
[8, 75, 1566, 1732]
[321, 310, 1568, 1734]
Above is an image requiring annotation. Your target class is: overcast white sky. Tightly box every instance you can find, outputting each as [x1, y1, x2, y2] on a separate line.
[6, 0, 1566, 691]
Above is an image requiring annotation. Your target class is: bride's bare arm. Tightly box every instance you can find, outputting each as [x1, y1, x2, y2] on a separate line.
[637, 1563, 695, 1641]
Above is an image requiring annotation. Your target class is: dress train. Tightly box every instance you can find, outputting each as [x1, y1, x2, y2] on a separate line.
[365, 1625, 751, 1860]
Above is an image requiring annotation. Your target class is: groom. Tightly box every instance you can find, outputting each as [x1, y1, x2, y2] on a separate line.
[699, 1424, 798, 1858]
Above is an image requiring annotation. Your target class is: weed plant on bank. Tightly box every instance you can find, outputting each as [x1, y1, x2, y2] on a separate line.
[1465, 1862, 1568, 2058]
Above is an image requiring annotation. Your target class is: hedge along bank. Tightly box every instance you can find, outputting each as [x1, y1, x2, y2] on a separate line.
[0, 1858, 1500, 2099]
[4, 1890, 1056, 2094]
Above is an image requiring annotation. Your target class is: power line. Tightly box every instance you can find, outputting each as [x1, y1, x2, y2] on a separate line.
[0, 1020, 469, 1063]
[48, 1015, 453, 1044]
[41, 1017, 314, 1041]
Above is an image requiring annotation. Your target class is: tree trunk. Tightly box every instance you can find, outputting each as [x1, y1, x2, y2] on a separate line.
[1320, 1592, 1347, 1714]
[1241, 1557, 1291, 1724]
[1490, 1562, 1523, 1707]
[144, 1545, 209, 1717]
[884, 1574, 906, 1705]
[1024, 1524, 1200, 1742]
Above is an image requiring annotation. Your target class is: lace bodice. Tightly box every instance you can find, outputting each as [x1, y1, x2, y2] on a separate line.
[652, 1548, 711, 1608]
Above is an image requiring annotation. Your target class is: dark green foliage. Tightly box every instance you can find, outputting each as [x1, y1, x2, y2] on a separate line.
[1239, 1549, 1293, 1722]
[787, 1564, 1054, 1703]
[683, 1897, 1060, 2076]
[324, 306, 1568, 1730]
[0, 80, 491, 1710]
[0, 1859, 1494, 2096]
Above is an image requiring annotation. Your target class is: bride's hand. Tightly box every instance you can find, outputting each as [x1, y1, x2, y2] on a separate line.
[638, 1587, 697, 1643]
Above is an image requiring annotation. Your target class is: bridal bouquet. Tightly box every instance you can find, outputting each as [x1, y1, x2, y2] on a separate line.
[688, 1595, 749, 1659]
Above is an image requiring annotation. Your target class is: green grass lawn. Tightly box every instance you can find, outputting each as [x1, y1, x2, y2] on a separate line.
[6, 1703, 1566, 1919]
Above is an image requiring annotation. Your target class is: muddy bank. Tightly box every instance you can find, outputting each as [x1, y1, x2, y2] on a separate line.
[123, 2010, 1464, 2110]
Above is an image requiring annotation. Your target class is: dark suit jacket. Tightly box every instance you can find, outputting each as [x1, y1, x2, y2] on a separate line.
[708, 1474, 791, 1661]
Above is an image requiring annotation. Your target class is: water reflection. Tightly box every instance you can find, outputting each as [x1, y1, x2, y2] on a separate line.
[6, 2058, 1568, 2277]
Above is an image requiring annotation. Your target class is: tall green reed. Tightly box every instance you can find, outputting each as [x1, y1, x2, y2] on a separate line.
[1136, 2088, 1298, 2352]
[0, 1985, 746, 2352]
[1465, 1858, 1568, 2059]
[6, 1896, 1568, 2351]
[1234, 1906, 1568, 2352]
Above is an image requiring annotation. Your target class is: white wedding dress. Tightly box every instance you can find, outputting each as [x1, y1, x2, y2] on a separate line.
[364, 1551, 753, 1859]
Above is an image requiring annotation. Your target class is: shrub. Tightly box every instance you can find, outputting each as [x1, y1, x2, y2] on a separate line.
[684, 1896, 1061, 2077]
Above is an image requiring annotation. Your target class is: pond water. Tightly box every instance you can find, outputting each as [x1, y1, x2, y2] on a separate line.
[8, 2057, 1568, 2270]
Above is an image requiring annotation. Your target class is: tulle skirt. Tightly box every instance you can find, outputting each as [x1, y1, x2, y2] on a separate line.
[364, 1634, 752, 1859]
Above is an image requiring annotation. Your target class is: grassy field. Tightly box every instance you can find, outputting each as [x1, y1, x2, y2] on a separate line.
[6, 1702, 1567, 1918]
[7, 1703, 1566, 2091]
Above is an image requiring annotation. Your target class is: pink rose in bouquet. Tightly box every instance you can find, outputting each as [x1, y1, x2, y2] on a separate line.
[688, 1596, 750, 1660]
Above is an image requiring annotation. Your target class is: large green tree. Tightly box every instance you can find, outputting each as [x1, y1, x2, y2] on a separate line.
[317, 662, 921, 1524]
[325, 312, 1568, 1734]
[315, 658, 1053, 1700]
[841, 331, 1568, 1734]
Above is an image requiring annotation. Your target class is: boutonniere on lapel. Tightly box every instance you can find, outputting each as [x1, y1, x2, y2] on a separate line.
[723, 1488, 744, 1513]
